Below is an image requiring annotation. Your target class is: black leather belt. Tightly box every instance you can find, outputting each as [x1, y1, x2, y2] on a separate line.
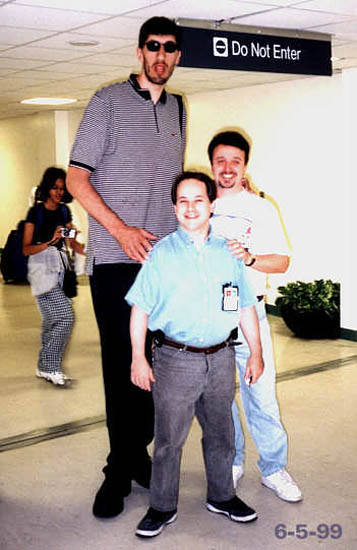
[161, 337, 232, 355]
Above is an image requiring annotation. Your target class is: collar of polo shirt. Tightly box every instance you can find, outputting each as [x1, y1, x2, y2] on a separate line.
[129, 74, 167, 104]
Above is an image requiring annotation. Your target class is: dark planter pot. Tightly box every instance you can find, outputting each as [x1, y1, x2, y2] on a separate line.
[280, 305, 340, 339]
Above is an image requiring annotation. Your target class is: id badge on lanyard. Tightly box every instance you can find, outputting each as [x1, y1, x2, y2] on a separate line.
[222, 283, 239, 311]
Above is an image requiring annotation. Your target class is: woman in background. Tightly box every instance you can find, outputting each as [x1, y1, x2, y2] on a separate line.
[23, 167, 84, 386]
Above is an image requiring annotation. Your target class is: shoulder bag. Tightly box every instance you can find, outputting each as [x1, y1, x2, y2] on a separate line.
[59, 247, 78, 298]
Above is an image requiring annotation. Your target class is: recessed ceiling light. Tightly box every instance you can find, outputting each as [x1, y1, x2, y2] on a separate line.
[21, 98, 77, 105]
[69, 39, 100, 47]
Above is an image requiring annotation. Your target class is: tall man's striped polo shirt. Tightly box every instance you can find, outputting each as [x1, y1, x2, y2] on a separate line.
[69, 75, 186, 274]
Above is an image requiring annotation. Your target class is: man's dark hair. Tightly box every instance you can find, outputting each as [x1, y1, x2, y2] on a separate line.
[35, 166, 72, 203]
[208, 131, 250, 164]
[171, 171, 217, 204]
[138, 17, 181, 49]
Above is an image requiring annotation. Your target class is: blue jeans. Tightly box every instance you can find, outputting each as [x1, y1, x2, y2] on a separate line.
[150, 343, 236, 512]
[232, 300, 288, 477]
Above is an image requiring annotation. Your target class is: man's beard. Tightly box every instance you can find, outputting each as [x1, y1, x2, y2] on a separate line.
[217, 177, 237, 189]
[144, 61, 173, 86]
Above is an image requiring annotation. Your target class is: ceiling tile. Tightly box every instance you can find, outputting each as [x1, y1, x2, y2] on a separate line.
[300, 0, 357, 17]
[0, 26, 55, 45]
[0, 46, 90, 62]
[310, 19, 357, 37]
[123, 0, 280, 22]
[234, 7, 352, 28]
[10, 69, 75, 81]
[16, 0, 166, 16]
[238, 1, 312, 5]
[71, 16, 144, 40]
[0, 57, 50, 70]
[42, 60, 119, 74]
[29, 32, 130, 51]
[76, 52, 136, 68]
[333, 42, 357, 58]
[0, 4, 108, 32]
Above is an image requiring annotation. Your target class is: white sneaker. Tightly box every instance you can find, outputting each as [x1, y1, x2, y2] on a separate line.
[261, 469, 302, 502]
[36, 369, 71, 386]
[232, 464, 244, 489]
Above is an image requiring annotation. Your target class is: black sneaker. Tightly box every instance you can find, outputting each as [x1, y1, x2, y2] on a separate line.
[135, 507, 177, 538]
[206, 496, 257, 523]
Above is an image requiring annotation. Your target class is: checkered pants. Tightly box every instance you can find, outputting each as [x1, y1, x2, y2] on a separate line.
[36, 285, 75, 374]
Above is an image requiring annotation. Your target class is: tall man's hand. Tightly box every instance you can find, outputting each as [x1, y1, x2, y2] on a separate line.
[116, 226, 158, 263]
[66, 166, 159, 263]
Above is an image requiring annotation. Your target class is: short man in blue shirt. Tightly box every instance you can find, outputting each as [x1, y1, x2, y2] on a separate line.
[125, 172, 264, 538]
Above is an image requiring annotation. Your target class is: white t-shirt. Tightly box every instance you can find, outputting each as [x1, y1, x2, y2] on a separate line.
[210, 190, 290, 296]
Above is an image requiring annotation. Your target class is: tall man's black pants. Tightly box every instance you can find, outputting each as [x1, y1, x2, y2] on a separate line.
[90, 262, 154, 495]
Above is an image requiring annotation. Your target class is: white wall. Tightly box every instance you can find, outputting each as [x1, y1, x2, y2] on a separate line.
[185, 69, 356, 330]
[0, 111, 56, 246]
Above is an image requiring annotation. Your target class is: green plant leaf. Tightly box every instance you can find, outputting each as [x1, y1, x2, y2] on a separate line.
[276, 279, 340, 318]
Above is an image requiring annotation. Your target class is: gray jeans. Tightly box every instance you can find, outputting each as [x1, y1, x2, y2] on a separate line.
[150, 343, 236, 512]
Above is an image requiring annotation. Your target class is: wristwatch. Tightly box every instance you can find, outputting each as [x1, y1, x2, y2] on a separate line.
[245, 255, 256, 267]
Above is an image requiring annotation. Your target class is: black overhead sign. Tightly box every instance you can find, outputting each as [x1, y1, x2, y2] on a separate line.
[179, 26, 332, 76]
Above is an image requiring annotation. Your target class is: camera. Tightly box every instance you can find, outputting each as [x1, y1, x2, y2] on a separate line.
[61, 227, 76, 238]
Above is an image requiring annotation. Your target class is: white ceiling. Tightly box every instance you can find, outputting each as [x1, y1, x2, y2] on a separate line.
[1, 0, 357, 120]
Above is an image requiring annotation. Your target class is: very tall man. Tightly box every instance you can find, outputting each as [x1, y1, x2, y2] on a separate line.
[66, 17, 186, 519]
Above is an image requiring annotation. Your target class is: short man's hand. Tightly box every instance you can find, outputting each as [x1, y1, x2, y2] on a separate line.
[245, 355, 264, 385]
[131, 357, 155, 391]
[116, 225, 158, 263]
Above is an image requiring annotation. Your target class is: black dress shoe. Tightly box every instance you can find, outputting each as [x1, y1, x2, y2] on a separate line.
[92, 478, 130, 519]
[132, 459, 152, 489]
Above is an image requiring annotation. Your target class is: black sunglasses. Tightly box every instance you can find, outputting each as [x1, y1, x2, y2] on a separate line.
[145, 40, 178, 53]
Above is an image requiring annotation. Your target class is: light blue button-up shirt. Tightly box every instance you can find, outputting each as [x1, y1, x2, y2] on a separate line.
[125, 226, 256, 347]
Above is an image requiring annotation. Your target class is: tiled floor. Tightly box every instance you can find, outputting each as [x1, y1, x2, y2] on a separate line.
[1, 280, 356, 549]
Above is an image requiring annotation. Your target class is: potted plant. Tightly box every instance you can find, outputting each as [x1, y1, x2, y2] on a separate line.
[275, 279, 340, 339]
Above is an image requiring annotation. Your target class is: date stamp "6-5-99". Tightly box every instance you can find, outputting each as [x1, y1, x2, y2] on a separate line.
[274, 523, 342, 540]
